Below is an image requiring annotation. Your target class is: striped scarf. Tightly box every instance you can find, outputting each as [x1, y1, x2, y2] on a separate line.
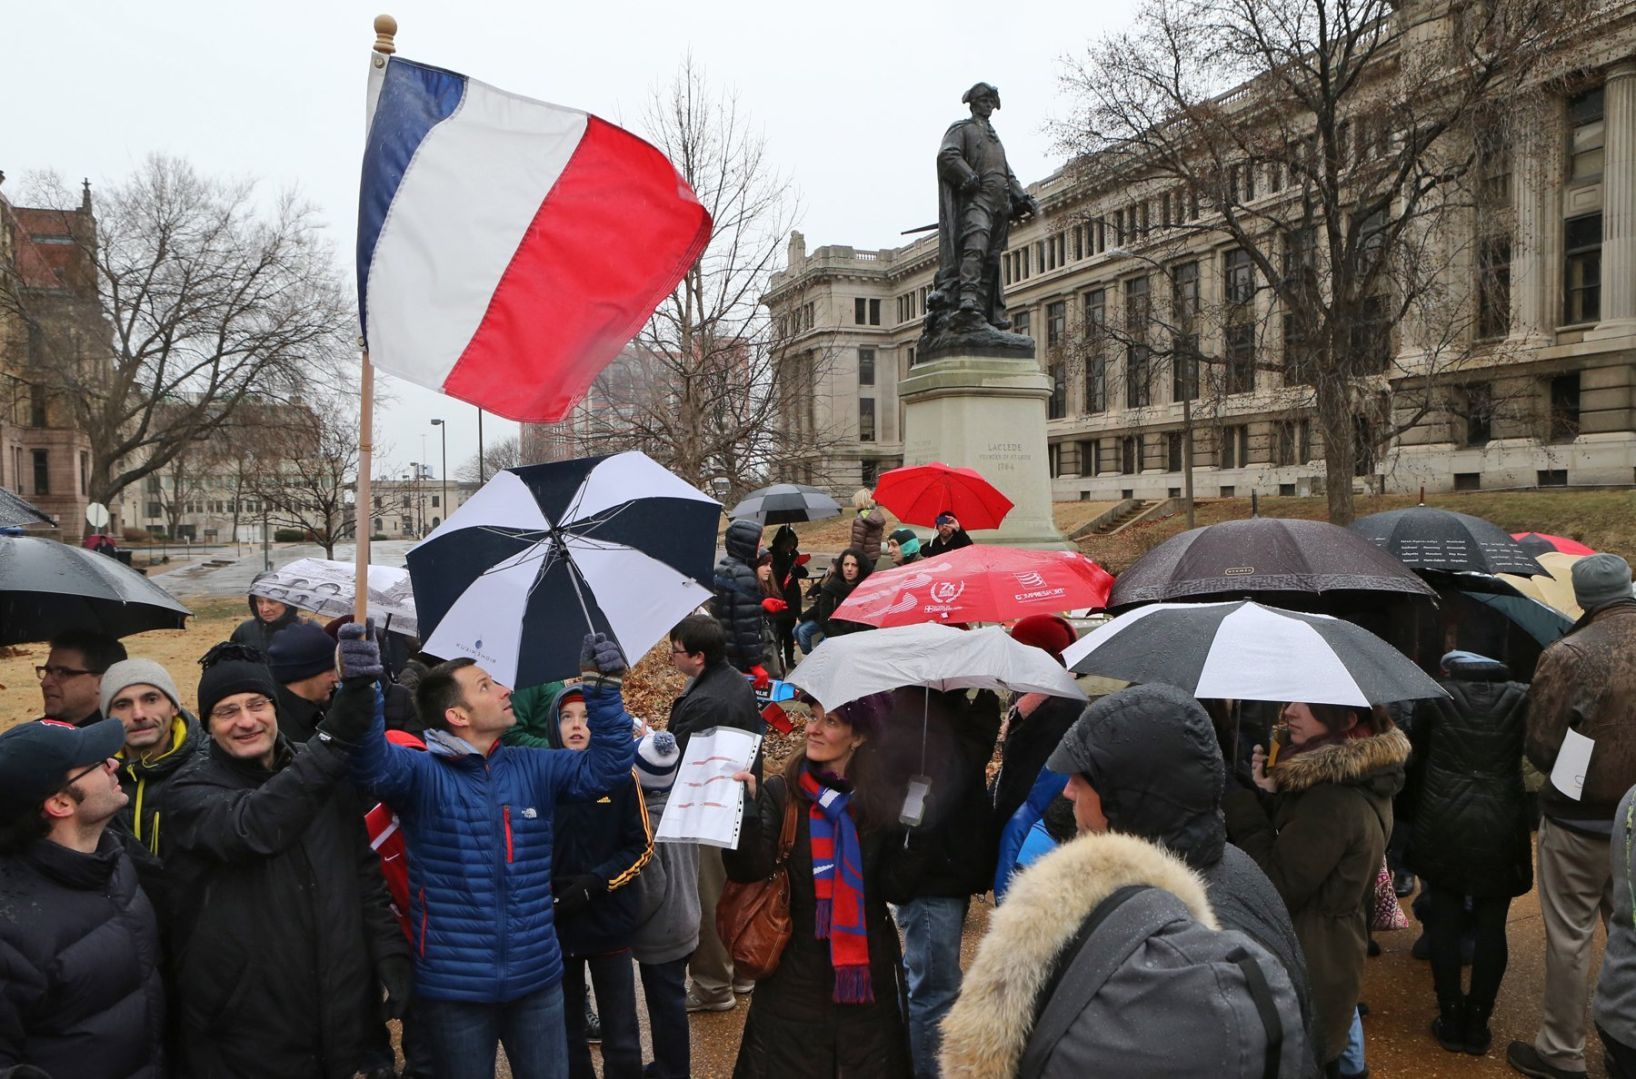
[800, 766, 873, 1003]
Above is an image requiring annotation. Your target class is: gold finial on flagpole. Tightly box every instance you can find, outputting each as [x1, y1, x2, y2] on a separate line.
[373, 14, 398, 54]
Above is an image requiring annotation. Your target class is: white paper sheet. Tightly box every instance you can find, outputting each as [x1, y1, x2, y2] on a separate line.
[1550, 728, 1596, 801]
[655, 726, 763, 849]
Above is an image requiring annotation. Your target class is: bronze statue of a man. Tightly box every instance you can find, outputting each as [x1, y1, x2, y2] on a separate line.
[927, 82, 1040, 335]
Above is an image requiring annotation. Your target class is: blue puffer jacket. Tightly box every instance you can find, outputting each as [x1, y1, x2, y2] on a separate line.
[351, 676, 636, 1003]
[993, 767, 1068, 901]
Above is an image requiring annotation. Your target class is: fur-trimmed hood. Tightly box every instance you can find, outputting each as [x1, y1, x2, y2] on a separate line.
[1270, 726, 1410, 796]
[940, 832, 1215, 1078]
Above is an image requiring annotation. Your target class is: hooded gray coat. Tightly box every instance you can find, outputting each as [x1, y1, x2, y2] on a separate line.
[941, 832, 1310, 1077]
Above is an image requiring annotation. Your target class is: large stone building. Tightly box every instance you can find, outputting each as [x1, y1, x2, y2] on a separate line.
[0, 178, 101, 531]
[764, 11, 1636, 501]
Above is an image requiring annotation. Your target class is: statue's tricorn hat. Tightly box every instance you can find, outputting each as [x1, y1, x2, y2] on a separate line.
[961, 82, 1001, 108]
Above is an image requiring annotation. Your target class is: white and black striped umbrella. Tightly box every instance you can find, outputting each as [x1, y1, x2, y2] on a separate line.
[728, 483, 842, 524]
[1062, 600, 1447, 707]
[406, 451, 719, 689]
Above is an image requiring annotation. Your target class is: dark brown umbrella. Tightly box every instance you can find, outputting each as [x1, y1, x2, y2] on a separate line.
[1109, 517, 1435, 610]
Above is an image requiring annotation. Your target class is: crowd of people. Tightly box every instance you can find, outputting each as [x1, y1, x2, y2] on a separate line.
[2, 513, 1634, 1079]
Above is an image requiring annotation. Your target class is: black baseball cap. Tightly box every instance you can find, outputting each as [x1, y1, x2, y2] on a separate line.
[0, 718, 125, 821]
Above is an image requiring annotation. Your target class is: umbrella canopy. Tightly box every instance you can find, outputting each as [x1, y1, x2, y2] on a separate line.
[1350, 507, 1546, 577]
[0, 489, 54, 530]
[1108, 517, 1434, 610]
[1063, 600, 1447, 707]
[834, 545, 1113, 626]
[728, 483, 842, 525]
[407, 450, 720, 689]
[872, 462, 1014, 529]
[785, 623, 1085, 710]
[250, 558, 419, 637]
[1511, 531, 1596, 558]
[1498, 550, 1588, 618]
[0, 536, 191, 644]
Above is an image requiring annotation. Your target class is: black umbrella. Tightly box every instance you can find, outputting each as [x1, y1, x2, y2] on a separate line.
[1108, 517, 1435, 610]
[728, 483, 842, 524]
[407, 450, 720, 690]
[1350, 507, 1546, 577]
[1063, 600, 1447, 706]
[0, 488, 54, 529]
[0, 536, 190, 643]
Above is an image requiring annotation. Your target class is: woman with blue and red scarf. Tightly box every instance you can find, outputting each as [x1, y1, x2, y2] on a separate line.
[725, 692, 910, 1077]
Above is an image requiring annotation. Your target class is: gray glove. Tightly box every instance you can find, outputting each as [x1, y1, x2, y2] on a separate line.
[338, 620, 384, 681]
[579, 632, 627, 688]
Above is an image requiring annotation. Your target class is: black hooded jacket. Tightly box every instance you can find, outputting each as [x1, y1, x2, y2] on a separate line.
[713, 519, 767, 672]
[1050, 684, 1318, 1074]
[229, 585, 303, 657]
[164, 735, 407, 1078]
[0, 832, 165, 1078]
[1406, 656, 1532, 898]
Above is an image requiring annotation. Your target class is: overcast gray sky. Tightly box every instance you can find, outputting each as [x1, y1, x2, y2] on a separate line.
[6, 0, 1137, 479]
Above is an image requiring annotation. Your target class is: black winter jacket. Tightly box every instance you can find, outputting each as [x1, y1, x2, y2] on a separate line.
[714, 519, 768, 673]
[667, 659, 765, 759]
[0, 833, 164, 1078]
[1406, 658, 1533, 898]
[229, 589, 303, 657]
[769, 525, 808, 622]
[991, 694, 1084, 842]
[275, 684, 326, 744]
[814, 570, 868, 637]
[924, 528, 973, 557]
[116, 712, 206, 860]
[540, 686, 653, 956]
[724, 771, 911, 1078]
[164, 735, 408, 1078]
[879, 688, 1002, 899]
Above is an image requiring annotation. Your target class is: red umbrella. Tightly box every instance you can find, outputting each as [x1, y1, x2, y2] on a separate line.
[834, 545, 1113, 627]
[1511, 531, 1595, 558]
[872, 462, 1014, 529]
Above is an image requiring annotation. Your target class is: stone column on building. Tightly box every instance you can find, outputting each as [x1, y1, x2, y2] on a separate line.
[1509, 96, 1558, 346]
[1590, 59, 1636, 339]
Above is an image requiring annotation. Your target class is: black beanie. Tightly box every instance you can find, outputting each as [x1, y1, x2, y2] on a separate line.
[197, 643, 281, 722]
[267, 623, 337, 684]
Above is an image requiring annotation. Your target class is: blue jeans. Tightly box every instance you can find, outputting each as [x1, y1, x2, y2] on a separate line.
[1338, 1006, 1366, 1076]
[563, 953, 641, 1079]
[417, 983, 569, 1079]
[795, 620, 823, 654]
[898, 895, 968, 1078]
[639, 955, 692, 1079]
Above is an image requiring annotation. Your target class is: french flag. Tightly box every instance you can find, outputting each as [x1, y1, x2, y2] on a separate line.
[358, 56, 712, 422]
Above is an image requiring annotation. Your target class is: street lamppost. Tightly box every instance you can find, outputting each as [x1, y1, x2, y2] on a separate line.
[408, 462, 420, 537]
[430, 418, 448, 528]
[1107, 247, 1197, 528]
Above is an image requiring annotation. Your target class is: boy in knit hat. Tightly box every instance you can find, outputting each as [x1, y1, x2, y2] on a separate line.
[267, 622, 341, 743]
[100, 658, 203, 858]
[629, 731, 697, 1079]
[887, 527, 923, 565]
[547, 684, 653, 1079]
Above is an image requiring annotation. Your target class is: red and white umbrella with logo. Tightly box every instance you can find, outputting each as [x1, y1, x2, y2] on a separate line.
[833, 545, 1114, 627]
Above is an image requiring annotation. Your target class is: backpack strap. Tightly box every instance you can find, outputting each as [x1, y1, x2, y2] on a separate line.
[1018, 884, 1153, 1076]
[770, 776, 798, 867]
[1230, 948, 1285, 1079]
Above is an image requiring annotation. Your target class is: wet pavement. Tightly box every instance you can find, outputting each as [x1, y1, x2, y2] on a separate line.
[149, 540, 417, 598]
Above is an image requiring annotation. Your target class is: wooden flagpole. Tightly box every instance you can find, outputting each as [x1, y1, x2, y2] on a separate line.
[354, 14, 396, 623]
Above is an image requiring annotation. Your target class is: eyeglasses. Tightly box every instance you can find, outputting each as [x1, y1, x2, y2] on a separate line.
[36, 665, 97, 681]
[670, 647, 691, 655]
[209, 696, 275, 723]
[59, 758, 110, 792]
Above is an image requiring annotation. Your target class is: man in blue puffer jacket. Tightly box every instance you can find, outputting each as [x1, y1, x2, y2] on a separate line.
[349, 631, 636, 1079]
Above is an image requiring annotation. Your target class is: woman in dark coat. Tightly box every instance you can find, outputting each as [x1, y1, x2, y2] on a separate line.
[713, 519, 769, 677]
[814, 547, 873, 638]
[768, 526, 808, 670]
[725, 694, 910, 1078]
[1405, 651, 1531, 1056]
[1223, 702, 1410, 1073]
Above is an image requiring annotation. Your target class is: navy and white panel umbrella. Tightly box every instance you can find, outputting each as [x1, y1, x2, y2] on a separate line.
[728, 483, 842, 524]
[1062, 600, 1447, 707]
[407, 451, 720, 689]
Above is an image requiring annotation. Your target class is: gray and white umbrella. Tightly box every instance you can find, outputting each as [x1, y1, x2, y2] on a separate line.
[786, 622, 1086, 711]
[407, 450, 719, 689]
[728, 483, 842, 524]
[249, 558, 419, 637]
[1062, 600, 1446, 707]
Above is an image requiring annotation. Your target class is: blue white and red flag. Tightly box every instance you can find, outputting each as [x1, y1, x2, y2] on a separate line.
[357, 56, 711, 422]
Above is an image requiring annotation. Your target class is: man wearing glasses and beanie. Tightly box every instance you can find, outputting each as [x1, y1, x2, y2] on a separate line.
[164, 642, 409, 1079]
[0, 717, 165, 1077]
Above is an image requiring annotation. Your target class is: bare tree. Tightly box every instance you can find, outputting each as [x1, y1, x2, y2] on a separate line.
[457, 434, 520, 481]
[1, 155, 353, 512]
[239, 392, 359, 560]
[551, 57, 837, 499]
[1057, 0, 1580, 522]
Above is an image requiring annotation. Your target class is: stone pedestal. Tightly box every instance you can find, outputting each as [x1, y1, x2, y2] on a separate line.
[898, 353, 1071, 549]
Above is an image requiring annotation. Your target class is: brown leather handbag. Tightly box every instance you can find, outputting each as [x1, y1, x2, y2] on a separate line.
[715, 777, 800, 981]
